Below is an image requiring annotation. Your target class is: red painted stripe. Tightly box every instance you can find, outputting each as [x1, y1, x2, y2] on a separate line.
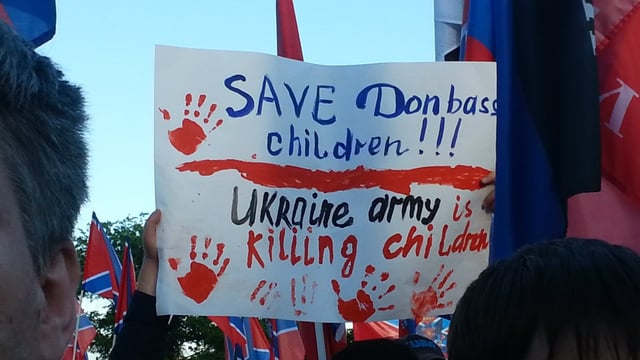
[176, 159, 490, 195]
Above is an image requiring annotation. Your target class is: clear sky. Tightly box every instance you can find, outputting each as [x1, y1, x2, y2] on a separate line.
[38, 0, 436, 231]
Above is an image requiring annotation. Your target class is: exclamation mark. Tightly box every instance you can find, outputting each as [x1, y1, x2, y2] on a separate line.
[435, 116, 446, 156]
[449, 118, 462, 157]
[418, 117, 428, 155]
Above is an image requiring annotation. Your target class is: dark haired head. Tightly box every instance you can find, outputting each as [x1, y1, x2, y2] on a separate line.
[0, 21, 89, 274]
[448, 238, 640, 360]
[333, 338, 418, 360]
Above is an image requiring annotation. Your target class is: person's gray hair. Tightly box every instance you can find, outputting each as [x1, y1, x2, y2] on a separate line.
[0, 22, 89, 274]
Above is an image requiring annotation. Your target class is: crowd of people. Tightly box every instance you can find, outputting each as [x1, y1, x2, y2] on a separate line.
[1, 17, 640, 360]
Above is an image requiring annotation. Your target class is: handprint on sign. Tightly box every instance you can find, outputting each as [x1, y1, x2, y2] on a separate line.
[291, 274, 318, 316]
[411, 264, 457, 319]
[331, 265, 396, 322]
[250, 280, 280, 310]
[159, 93, 224, 156]
[168, 235, 230, 304]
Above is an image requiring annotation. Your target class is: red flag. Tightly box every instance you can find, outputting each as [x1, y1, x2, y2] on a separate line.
[274, 5, 348, 358]
[352, 321, 399, 341]
[114, 240, 136, 333]
[276, 0, 303, 60]
[209, 316, 248, 348]
[62, 304, 96, 360]
[270, 319, 305, 360]
[567, 0, 640, 252]
[82, 212, 123, 301]
[297, 322, 346, 360]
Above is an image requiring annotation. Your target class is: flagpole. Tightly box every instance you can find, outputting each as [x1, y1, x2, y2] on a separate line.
[72, 290, 84, 360]
[314, 322, 327, 360]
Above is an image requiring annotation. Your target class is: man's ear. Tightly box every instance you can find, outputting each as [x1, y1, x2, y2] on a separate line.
[38, 240, 81, 360]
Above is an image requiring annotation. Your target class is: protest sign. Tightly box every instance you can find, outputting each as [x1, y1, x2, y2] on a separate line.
[154, 45, 496, 322]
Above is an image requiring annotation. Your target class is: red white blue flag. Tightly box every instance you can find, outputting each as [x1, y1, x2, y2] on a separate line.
[269, 319, 305, 360]
[0, 0, 56, 47]
[82, 212, 123, 301]
[114, 239, 136, 334]
[62, 304, 96, 360]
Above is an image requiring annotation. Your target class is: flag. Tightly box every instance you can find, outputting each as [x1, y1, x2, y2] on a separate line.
[462, 0, 601, 261]
[244, 318, 272, 360]
[114, 239, 136, 334]
[210, 316, 249, 359]
[274, 5, 349, 359]
[399, 319, 417, 337]
[276, 0, 303, 60]
[297, 322, 347, 360]
[566, 1, 640, 253]
[62, 305, 96, 360]
[434, 0, 464, 61]
[353, 320, 399, 341]
[82, 212, 123, 301]
[0, 0, 56, 47]
[269, 319, 305, 360]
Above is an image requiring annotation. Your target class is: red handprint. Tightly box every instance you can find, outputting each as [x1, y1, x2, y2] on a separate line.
[168, 235, 230, 304]
[331, 265, 396, 322]
[411, 264, 457, 319]
[250, 280, 280, 309]
[291, 274, 318, 316]
[160, 93, 224, 155]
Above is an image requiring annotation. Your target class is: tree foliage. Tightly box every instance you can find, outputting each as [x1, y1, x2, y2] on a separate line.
[74, 214, 225, 359]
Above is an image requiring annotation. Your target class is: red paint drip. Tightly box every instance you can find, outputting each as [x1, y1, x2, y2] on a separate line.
[208, 119, 224, 133]
[432, 264, 445, 284]
[365, 265, 376, 276]
[198, 94, 207, 107]
[189, 235, 198, 261]
[206, 104, 218, 120]
[213, 243, 225, 266]
[251, 280, 267, 301]
[291, 278, 297, 306]
[204, 237, 212, 250]
[159, 108, 171, 120]
[445, 282, 457, 292]
[168, 258, 180, 270]
[380, 272, 390, 282]
[378, 305, 395, 311]
[438, 269, 454, 289]
[251, 154, 257, 160]
[361, 281, 368, 288]
[185, 93, 193, 106]
[168, 119, 207, 155]
[176, 160, 490, 194]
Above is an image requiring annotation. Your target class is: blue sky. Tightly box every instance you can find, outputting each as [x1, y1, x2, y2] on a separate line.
[38, 0, 436, 230]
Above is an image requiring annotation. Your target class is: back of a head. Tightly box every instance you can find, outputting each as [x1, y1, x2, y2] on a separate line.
[448, 238, 640, 360]
[0, 21, 89, 273]
[395, 334, 446, 360]
[332, 338, 418, 360]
